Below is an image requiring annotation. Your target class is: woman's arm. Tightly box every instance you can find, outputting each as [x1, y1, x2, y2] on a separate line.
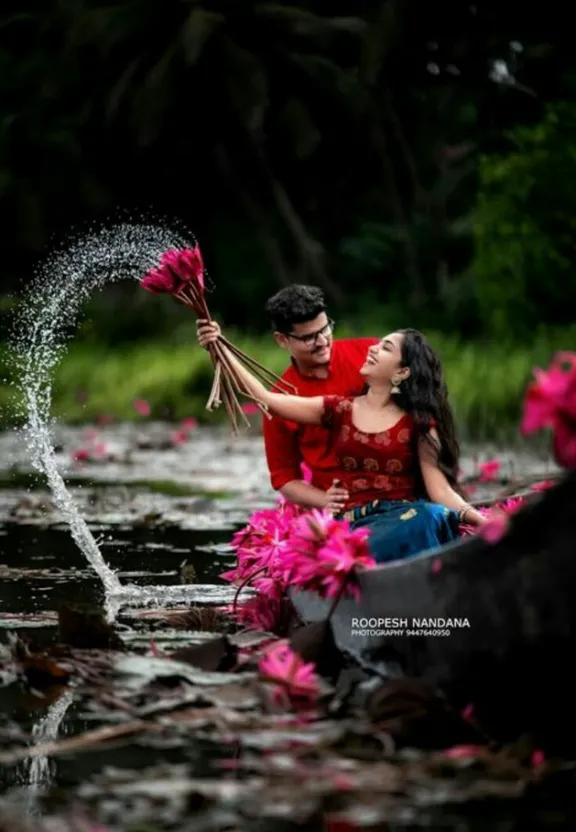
[197, 320, 323, 425]
[418, 429, 485, 526]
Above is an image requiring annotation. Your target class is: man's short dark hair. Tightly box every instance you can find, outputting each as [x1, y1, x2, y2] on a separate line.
[265, 285, 327, 333]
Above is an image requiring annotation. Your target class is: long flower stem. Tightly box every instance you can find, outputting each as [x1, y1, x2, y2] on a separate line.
[172, 279, 294, 435]
[232, 566, 268, 616]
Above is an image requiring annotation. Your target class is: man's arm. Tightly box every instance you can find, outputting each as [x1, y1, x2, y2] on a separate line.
[280, 479, 330, 510]
[263, 415, 329, 510]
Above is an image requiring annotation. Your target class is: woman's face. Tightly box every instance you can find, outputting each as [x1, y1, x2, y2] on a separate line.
[360, 331, 409, 382]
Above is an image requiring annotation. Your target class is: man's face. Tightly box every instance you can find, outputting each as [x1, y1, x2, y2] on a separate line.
[274, 313, 335, 369]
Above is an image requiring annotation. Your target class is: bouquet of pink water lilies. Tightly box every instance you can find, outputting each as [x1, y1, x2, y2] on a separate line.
[140, 246, 294, 433]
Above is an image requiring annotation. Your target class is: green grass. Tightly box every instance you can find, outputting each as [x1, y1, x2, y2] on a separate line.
[1, 323, 574, 442]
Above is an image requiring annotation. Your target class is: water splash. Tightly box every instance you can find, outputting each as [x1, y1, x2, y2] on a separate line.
[9, 220, 191, 605]
[25, 689, 74, 814]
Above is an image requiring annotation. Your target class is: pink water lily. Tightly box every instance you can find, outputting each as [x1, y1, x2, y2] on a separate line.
[530, 479, 555, 492]
[160, 247, 204, 288]
[227, 504, 300, 572]
[170, 417, 199, 445]
[141, 247, 204, 297]
[258, 641, 321, 709]
[479, 509, 510, 544]
[72, 448, 90, 462]
[224, 501, 374, 631]
[170, 429, 189, 445]
[141, 266, 180, 295]
[284, 510, 376, 600]
[477, 459, 500, 482]
[498, 496, 525, 515]
[233, 584, 288, 632]
[521, 352, 576, 468]
[133, 399, 151, 417]
[71, 442, 108, 464]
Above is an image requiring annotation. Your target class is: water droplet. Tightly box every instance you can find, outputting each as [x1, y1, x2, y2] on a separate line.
[8, 213, 196, 609]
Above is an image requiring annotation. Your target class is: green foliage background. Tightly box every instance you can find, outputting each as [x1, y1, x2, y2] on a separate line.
[1, 2, 575, 435]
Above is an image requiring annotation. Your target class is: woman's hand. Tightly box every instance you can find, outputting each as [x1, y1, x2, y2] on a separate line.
[325, 479, 349, 515]
[196, 318, 221, 348]
[460, 505, 487, 527]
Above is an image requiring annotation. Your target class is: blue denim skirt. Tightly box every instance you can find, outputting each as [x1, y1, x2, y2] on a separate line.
[339, 499, 460, 565]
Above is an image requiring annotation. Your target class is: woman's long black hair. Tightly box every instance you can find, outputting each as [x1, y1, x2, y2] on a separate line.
[394, 329, 462, 496]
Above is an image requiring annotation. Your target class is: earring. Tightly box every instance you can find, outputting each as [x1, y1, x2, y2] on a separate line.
[391, 377, 401, 394]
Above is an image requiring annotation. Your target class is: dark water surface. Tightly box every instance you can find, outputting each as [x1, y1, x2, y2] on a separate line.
[0, 425, 571, 830]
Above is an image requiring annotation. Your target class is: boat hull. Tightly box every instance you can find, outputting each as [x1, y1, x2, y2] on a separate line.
[289, 472, 576, 751]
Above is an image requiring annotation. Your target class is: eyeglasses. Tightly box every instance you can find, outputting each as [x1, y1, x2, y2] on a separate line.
[286, 318, 335, 348]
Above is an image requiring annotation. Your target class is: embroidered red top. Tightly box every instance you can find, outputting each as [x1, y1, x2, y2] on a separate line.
[320, 395, 419, 510]
[263, 338, 379, 493]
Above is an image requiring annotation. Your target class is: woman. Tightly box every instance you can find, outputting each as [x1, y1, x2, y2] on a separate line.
[199, 322, 486, 564]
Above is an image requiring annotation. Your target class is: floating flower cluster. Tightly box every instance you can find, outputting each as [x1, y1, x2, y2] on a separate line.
[223, 497, 376, 631]
[140, 245, 294, 434]
[284, 510, 376, 601]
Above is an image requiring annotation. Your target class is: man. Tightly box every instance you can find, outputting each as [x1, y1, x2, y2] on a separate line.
[197, 284, 378, 510]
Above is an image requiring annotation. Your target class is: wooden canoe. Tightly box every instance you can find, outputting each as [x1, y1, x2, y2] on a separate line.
[289, 471, 576, 753]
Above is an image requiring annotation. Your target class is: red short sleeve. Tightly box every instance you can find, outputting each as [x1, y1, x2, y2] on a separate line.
[321, 395, 350, 430]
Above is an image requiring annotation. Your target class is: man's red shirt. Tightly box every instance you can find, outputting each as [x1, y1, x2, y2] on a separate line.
[262, 338, 379, 493]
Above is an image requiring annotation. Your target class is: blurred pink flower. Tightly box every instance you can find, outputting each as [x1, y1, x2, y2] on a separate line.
[222, 501, 374, 633]
[530, 479, 555, 492]
[71, 441, 108, 464]
[160, 247, 204, 289]
[498, 496, 525, 514]
[480, 509, 510, 544]
[521, 352, 576, 468]
[241, 403, 260, 416]
[225, 504, 299, 582]
[72, 448, 90, 462]
[477, 459, 500, 482]
[170, 429, 189, 445]
[284, 510, 376, 600]
[258, 641, 321, 709]
[133, 399, 151, 417]
[233, 584, 288, 632]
